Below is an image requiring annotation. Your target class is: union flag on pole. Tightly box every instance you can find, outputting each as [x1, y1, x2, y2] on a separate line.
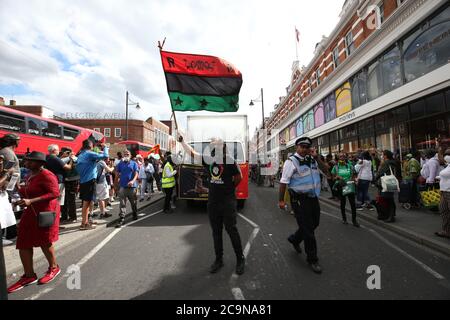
[160, 51, 243, 113]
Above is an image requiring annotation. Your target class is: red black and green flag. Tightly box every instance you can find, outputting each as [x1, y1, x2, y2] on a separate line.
[160, 51, 243, 113]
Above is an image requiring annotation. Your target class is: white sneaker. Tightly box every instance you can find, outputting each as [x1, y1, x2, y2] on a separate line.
[2, 239, 13, 246]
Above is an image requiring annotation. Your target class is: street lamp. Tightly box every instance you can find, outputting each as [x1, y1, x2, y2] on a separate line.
[250, 88, 266, 186]
[249, 88, 265, 130]
[125, 91, 140, 141]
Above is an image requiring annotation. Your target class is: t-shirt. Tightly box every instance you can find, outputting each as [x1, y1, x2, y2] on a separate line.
[332, 162, 354, 183]
[0, 147, 20, 174]
[96, 161, 107, 185]
[117, 160, 139, 188]
[45, 154, 66, 183]
[205, 156, 241, 202]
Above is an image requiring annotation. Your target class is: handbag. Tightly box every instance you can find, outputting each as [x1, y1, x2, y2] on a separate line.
[342, 181, 356, 196]
[381, 166, 400, 193]
[38, 211, 56, 228]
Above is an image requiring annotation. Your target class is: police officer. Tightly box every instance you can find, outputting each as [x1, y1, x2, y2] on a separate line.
[178, 135, 245, 276]
[278, 137, 328, 274]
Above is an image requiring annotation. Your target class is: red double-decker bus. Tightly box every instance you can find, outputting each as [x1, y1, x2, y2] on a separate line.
[117, 141, 154, 158]
[0, 105, 105, 156]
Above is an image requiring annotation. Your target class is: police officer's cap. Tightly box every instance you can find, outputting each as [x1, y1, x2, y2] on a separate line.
[295, 137, 312, 147]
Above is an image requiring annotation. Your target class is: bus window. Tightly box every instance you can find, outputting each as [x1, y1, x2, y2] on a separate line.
[27, 117, 40, 135]
[0, 111, 26, 133]
[41, 121, 62, 139]
[63, 127, 80, 141]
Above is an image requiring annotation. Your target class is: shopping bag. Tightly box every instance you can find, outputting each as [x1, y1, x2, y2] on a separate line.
[342, 182, 356, 196]
[420, 188, 440, 208]
[381, 166, 400, 193]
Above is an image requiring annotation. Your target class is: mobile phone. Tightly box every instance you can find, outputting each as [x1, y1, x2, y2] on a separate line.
[3, 160, 16, 170]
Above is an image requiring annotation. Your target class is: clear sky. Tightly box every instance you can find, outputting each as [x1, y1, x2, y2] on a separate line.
[0, 0, 344, 133]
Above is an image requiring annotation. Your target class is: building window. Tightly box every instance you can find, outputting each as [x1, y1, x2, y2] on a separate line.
[350, 69, 368, 109]
[345, 31, 354, 56]
[379, 3, 385, 24]
[333, 47, 340, 68]
[104, 128, 111, 137]
[115, 128, 122, 138]
[403, 5, 450, 83]
[380, 45, 402, 93]
[94, 128, 101, 132]
[316, 69, 321, 85]
[367, 59, 382, 101]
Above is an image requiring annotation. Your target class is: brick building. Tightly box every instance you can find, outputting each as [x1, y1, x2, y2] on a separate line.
[263, 0, 450, 160]
[62, 117, 170, 150]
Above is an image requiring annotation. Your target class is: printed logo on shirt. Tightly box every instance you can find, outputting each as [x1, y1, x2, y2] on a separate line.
[210, 163, 225, 185]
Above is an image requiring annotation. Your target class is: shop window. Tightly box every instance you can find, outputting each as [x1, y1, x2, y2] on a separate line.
[403, 10, 450, 82]
[367, 60, 382, 101]
[425, 92, 446, 115]
[350, 70, 368, 108]
[324, 93, 337, 123]
[409, 99, 426, 120]
[446, 89, 450, 110]
[391, 105, 409, 123]
[411, 113, 450, 152]
[380, 45, 402, 93]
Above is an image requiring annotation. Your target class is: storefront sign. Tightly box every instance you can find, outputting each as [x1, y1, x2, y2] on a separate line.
[339, 111, 356, 123]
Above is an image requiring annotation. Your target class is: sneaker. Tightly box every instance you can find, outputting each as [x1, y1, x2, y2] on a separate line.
[103, 213, 113, 218]
[236, 257, 245, 276]
[356, 206, 364, 211]
[7, 274, 38, 293]
[38, 266, 61, 285]
[287, 235, 302, 254]
[2, 239, 14, 246]
[209, 259, 224, 274]
[366, 205, 375, 211]
[115, 219, 125, 228]
[309, 262, 323, 274]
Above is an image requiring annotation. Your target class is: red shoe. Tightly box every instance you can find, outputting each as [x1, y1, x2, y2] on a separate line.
[7, 274, 38, 294]
[38, 266, 61, 285]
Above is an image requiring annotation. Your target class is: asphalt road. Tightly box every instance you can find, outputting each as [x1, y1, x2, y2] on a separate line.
[8, 184, 450, 300]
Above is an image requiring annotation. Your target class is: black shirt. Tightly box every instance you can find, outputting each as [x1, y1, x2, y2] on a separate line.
[46, 155, 66, 183]
[205, 156, 241, 202]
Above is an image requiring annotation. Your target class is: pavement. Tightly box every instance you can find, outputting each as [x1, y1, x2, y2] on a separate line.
[5, 183, 450, 300]
[2, 191, 165, 280]
[318, 185, 450, 258]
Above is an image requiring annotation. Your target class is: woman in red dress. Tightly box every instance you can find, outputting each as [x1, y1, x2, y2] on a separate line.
[8, 151, 61, 294]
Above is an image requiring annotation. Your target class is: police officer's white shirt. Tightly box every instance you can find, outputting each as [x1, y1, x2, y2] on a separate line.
[280, 153, 305, 184]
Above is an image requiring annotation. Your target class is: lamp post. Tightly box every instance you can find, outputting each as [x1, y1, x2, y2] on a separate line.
[250, 88, 266, 161]
[125, 91, 140, 141]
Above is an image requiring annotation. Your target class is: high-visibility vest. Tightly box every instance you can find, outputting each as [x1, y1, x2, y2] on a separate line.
[288, 155, 322, 198]
[162, 162, 176, 189]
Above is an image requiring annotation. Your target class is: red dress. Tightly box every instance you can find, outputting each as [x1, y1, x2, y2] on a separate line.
[16, 169, 60, 249]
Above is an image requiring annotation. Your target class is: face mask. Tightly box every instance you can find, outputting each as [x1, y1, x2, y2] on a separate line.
[445, 156, 450, 164]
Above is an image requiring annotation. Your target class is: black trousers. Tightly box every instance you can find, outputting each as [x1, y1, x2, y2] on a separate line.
[163, 187, 174, 211]
[340, 193, 357, 222]
[291, 196, 321, 264]
[61, 180, 78, 220]
[208, 198, 243, 260]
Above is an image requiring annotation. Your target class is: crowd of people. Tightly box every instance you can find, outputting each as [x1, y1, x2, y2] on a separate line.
[276, 144, 450, 241]
[0, 133, 172, 293]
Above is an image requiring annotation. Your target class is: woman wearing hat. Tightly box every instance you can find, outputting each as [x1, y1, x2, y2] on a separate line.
[7, 151, 61, 294]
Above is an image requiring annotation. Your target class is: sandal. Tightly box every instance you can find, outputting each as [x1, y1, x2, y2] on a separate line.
[435, 232, 450, 239]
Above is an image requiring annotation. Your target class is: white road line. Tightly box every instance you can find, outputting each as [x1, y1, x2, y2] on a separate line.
[26, 209, 163, 300]
[320, 210, 446, 281]
[229, 214, 261, 301]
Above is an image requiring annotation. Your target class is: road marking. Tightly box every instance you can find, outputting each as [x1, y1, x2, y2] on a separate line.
[26, 209, 163, 300]
[321, 210, 446, 281]
[229, 213, 261, 301]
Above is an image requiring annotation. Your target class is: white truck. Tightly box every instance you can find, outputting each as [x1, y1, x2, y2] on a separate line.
[178, 115, 249, 209]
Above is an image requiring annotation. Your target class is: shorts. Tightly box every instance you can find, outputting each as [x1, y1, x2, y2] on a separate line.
[96, 182, 110, 201]
[79, 180, 97, 202]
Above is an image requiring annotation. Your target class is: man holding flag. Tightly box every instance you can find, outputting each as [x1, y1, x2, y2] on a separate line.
[160, 48, 245, 275]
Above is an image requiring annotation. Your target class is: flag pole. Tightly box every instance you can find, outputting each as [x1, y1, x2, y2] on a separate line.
[158, 37, 179, 131]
